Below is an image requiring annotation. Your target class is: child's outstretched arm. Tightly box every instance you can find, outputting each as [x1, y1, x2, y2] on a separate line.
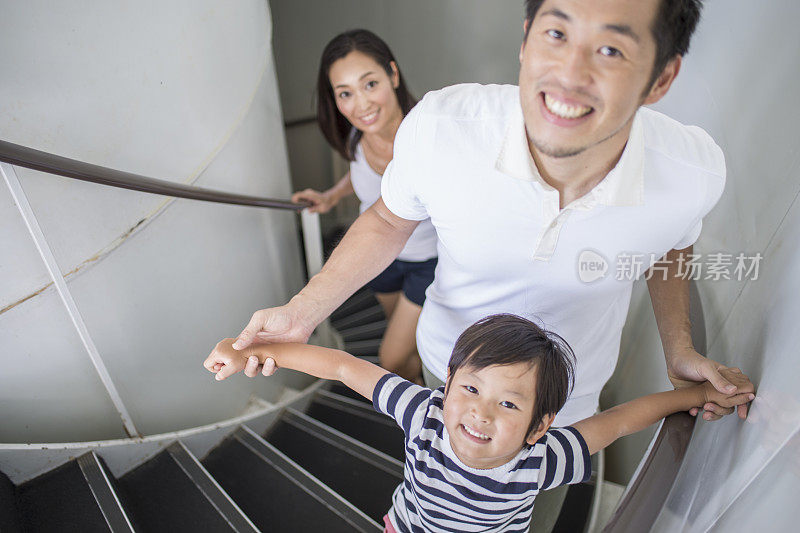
[203, 338, 389, 400]
[573, 367, 755, 455]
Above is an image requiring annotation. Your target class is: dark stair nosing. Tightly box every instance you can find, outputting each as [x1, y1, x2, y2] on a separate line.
[337, 320, 387, 342]
[344, 339, 382, 357]
[76, 453, 135, 532]
[266, 410, 404, 523]
[0, 470, 21, 532]
[330, 305, 385, 330]
[166, 441, 260, 533]
[235, 426, 381, 532]
[117, 448, 240, 532]
[17, 458, 113, 532]
[326, 381, 374, 404]
[331, 290, 382, 322]
[306, 391, 406, 461]
[314, 390, 396, 425]
[282, 408, 404, 477]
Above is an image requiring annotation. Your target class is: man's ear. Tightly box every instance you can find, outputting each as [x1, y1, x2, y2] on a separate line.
[520, 19, 532, 63]
[525, 412, 554, 446]
[643, 55, 682, 105]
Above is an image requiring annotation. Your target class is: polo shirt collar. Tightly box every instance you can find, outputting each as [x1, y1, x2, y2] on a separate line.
[495, 102, 645, 207]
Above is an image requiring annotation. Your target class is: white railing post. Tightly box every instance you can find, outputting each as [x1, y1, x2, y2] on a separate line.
[299, 209, 340, 349]
[1, 163, 139, 438]
[299, 209, 324, 278]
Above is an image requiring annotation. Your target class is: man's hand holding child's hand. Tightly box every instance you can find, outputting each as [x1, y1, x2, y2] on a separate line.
[204, 338, 275, 381]
[699, 367, 755, 414]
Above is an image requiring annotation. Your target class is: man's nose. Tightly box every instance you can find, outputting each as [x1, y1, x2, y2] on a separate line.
[555, 45, 593, 90]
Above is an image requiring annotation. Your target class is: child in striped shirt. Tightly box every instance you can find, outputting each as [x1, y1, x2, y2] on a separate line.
[205, 313, 754, 533]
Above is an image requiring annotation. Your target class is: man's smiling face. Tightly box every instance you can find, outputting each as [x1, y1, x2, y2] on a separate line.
[519, 0, 665, 159]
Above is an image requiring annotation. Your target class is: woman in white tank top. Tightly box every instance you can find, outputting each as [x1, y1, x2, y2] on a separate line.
[292, 30, 437, 384]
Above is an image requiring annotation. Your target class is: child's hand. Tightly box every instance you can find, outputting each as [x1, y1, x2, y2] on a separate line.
[204, 338, 250, 381]
[701, 367, 755, 414]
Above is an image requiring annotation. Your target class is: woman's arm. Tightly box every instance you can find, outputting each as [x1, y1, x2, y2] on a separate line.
[292, 172, 354, 214]
[573, 368, 755, 455]
[205, 339, 389, 400]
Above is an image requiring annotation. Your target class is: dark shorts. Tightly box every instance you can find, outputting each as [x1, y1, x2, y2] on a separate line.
[367, 257, 437, 306]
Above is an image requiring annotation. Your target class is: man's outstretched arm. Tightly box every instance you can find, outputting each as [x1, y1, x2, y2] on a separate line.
[647, 245, 751, 420]
[233, 199, 419, 361]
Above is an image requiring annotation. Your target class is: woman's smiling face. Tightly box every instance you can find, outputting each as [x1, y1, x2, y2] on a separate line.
[443, 362, 550, 469]
[328, 50, 402, 135]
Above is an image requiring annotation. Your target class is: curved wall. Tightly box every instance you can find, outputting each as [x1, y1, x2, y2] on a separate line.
[0, 0, 304, 442]
[602, 0, 800, 529]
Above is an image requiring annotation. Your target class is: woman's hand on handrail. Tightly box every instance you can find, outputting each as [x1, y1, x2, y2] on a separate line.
[291, 188, 337, 214]
[291, 172, 354, 213]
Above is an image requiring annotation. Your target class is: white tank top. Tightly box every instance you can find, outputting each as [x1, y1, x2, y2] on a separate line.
[350, 142, 438, 261]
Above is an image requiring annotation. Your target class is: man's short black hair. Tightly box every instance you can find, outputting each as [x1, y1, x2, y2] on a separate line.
[524, 0, 703, 88]
[446, 314, 575, 437]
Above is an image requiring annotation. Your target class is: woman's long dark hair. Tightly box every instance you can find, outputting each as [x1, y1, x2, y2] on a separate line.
[316, 29, 416, 162]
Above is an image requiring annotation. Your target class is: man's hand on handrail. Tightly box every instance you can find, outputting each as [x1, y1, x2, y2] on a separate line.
[667, 347, 754, 420]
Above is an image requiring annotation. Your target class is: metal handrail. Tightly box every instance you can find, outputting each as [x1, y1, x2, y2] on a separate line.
[0, 139, 305, 211]
[1, 137, 328, 439]
[601, 281, 705, 532]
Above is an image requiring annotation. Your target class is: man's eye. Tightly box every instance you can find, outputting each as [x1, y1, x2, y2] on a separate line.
[500, 401, 518, 409]
[599, 46, 623, 58]
[546, 29, 565, 40]
[464, 385, 478, 394]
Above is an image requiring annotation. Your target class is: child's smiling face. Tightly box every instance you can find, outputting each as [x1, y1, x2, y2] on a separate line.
[443, 362, 552, 469]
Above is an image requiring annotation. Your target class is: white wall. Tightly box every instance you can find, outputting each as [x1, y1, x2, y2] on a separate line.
[0, 0, 304, 442]
[612, 0, 800, 529]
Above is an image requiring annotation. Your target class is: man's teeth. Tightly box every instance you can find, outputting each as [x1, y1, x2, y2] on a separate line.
[463, 425, 490, 440]
[544, 94, 592, 119]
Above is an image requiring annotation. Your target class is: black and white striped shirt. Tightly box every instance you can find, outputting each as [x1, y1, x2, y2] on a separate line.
[373, 374, 591, 533]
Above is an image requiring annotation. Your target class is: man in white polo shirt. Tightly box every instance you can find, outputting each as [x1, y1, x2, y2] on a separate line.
[231, 0, 751, 424]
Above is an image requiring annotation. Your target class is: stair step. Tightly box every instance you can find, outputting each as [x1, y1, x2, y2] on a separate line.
[331, 290, 381, 322]
[305, 391, 406, 462]
[338, 320, 387, 342]
[266, 408, 403, 523]
[330, 305, 384, 331]
[203, 426, 380, 532]
[0, 471, 22, 532]
[166, 442, 259, 532]
[16, 457, 116, 532]
[117, 444, 246, 532]
[77, 453, 135, 532]
[344, 339, 382, 357]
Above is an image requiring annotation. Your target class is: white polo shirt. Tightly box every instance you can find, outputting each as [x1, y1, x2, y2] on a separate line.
[381, 84, 725, 426]
[350, 142, 438, 262]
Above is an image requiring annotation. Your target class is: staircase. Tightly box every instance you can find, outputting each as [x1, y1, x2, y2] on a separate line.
[0, 290, 600, 532]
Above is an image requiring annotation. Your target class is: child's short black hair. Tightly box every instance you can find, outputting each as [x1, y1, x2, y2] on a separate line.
[446, 314, 575, 436]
